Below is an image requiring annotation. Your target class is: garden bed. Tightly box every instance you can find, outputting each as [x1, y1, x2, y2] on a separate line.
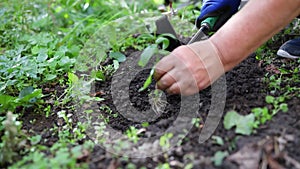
[1, 1, 300, 168]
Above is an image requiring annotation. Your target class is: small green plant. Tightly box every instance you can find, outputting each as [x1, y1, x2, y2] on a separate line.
[156, 163, 171, 169]
[159, 132, 173, 150]
[57, 110, 73, 129]
[99, 104, 118, 123]
[223, 110, 255, 135]
[211, 151, 229, 166]
[10, 140, 94, 169]
[137, 33, 175, 67]
[265, 95, 288, 115]
[211, 135, 224, 146]
[251, 95, 288, 128]
[137, 33, 176, 91]
[0, 86, 43, 114]
[0, 112, 26, 165]
[251, 107, 271, 128]
[126, 126, 139, 144]
[225, 95, 289, 135]
[191, 117, 201, 128]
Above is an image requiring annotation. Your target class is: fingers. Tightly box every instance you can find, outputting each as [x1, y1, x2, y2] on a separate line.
[165, 80, 200, 96]
[154, 46, 201, 95]
[156, 67, 201, 95]
[156, 68, 177, 90]
[153, 54, 175, 81]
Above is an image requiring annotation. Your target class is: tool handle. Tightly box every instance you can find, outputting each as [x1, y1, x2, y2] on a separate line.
[188, 16, 219, 44]
[201, 16, 218, 30]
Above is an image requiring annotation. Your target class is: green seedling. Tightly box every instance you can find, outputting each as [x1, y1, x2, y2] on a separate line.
[211, 135, 224, 146]
[191, 117, 201, 128]
[0, 87, 43, 114]
[265, 95, 288, 115]
[0, 112, 26, 165]
[138, 33, 175, 67]
[223, 110, 255, 135]
[137, 33, 176, 92]
[251, 107, 271, 128]
[126, 126, 139, 144]
[159, 132, 173, 150]
[211, 151, 229, 166]
[156, 163, 171, 169]
[251, 95, 288, 128]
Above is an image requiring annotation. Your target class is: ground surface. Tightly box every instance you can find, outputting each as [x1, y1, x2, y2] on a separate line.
[21, 46, 300, 169]
[2, 1, 299, 168]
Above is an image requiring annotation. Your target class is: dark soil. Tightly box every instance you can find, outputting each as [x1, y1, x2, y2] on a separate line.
[88, 48, 300, 168]
[20, 44, 300, 169]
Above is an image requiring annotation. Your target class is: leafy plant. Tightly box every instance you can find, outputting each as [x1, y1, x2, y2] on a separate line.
[265, 95, 288, 115]
[0, 112, 26, 165]
[138, 33, 175, 67]
[126, 126, 139, 144]
[159, 132, 173, 150]
[223, 110, 255, 135]
[137, 33, 176, 91]
[251, 95, 288, 128]
[211, 151, 229, 166]
[211, 135, 224, 146]
[10, 140, 94, 169]
[191, 117, 201, 128]
[251, 107, 271, 128]
[0, 86, 43, 114]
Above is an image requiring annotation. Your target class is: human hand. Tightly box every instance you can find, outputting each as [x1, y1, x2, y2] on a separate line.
[154, 40, 225, 96]
[196, 0, 241, 31]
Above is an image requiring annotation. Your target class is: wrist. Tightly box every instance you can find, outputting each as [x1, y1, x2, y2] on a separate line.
[187, 40, 226, 84]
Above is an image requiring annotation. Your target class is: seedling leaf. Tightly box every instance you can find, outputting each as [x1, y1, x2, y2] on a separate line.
[45, 74, 57, 81]
[211, 151, 228, 166]
[37, 52, 48, 62]
[212, 135, 224, 146]
[19, 89, 42, 103]
[113, 60, 119, 70]
[68, 72, 79, 84]
[155, 37, 169, 50]
[235, 114, 255, 135]
[279, 103, 288, 112]
[224, 111, 255, 135]
[265, 95, 275, 104]
[137, 33, 155, 41]
[19, 86, 34, 99]
[95, 70, 106, 81]
[160, 33, 177, 40]
[139, 68, 154, 92]
[138, 44, 157, 67]
[223, 111, 239, 130]
[109, 51, 126, 62]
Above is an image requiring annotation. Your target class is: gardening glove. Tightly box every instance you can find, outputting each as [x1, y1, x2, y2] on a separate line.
[196, 0, 241, 31]
[154, 39, 225, 96]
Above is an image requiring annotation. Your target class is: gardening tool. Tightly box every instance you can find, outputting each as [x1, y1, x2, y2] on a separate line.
[187, 16, 218, 44]
[155, 15, 182, 51]
[155, 14, 218, 47]
[156, 0, 219, 45]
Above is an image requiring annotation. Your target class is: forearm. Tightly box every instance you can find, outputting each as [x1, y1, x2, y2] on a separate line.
[210, 0, 300, 71]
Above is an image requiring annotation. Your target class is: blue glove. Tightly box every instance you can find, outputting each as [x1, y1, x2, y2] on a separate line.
[196, 0, 241, 31]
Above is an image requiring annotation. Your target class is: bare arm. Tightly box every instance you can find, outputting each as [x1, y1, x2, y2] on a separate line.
[211, 0, 300, 71]
[154, 0, 300, 95]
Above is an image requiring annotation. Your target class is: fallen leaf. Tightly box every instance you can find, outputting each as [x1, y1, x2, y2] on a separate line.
[90, 91, 105, 97]
[265, 64, 280, 74]
[227, 143, 262, 169]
